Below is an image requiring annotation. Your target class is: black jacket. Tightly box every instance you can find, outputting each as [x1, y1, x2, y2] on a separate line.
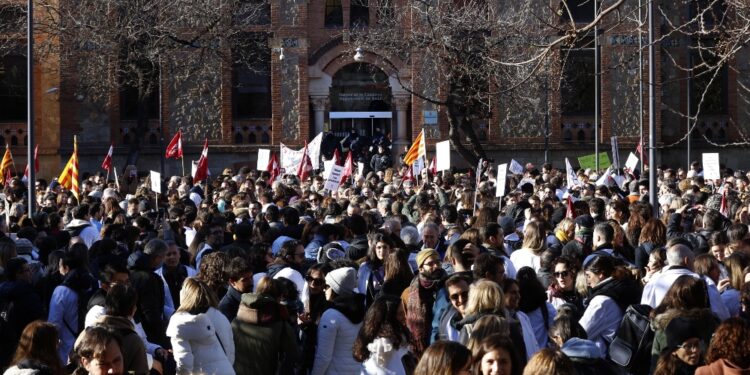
[128, 251, 169, 348]
[667, 213, 710, 254]
[219, 285, 242, 322]
[0, 280, 44, 368]
[346, 235, 369, 261]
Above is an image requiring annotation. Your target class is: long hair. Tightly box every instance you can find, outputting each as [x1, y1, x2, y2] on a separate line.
[651, 275, 709, 317]
[196, 251, 230, 297]
[366, 232, 395, 268]
[725, 253, 749, 291]
[653, 350, 682, 375]
[178, 277, 219, 315]
[384, 249, 414, 285]
[414, 341, 471, 375]
[521, 222, 545, 254]
[516, 267, 548, 314]
[11, 321, 63, 375]
[639, 218, 667, 246]
[352, 295, 411, 362]
[464, 279, 505, 316]
[706, 318, 750, 367]
[523, 348, 575, 375]
[472, 334, 521, 375]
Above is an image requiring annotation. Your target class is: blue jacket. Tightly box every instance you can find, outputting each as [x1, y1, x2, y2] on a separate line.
[430, 288, 450, 343]
[304, 234, 327, 260]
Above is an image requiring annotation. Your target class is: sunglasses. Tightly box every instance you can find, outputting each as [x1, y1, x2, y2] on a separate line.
[306, 276, 325, 286]
[553, 271, 572, 278]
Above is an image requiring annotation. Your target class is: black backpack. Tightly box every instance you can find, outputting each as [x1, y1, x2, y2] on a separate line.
[608, 304, 654, 375]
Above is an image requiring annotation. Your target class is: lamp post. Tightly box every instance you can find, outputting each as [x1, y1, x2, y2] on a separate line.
[27, 0, 35, 215]
[594, 0, 600, 171]
[648, 0, 657, 216]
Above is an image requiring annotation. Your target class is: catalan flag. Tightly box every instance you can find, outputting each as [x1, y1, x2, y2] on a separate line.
[403, 129, 426, 166]
[58, 136, 79, 201]
[0, 145, 13, 185]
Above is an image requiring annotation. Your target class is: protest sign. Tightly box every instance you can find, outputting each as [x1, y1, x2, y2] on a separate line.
[436, 140, 451, 171]
[496, 163, 507, 197]
[256, 149, 270, 171]
[703, 153, 721, 180]
[324, 164, 344, 191]
[509, 159, 524, 175]
[624, 152, 639, 172]
[578, 152, 611, 170]
[150, 171, 161, 193]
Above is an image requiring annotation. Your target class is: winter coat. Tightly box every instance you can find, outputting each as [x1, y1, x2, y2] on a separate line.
[650, 308, 719, 371]
[510, 248, 542, 274]
[696, 359, 750, 375]
[455, 310, 534, 362]
[129, 251, 169, 348]
[311, 294, 366, 375]
[0, 280, 44, 368]
[64, 219, 100, 249]
[641, 266, 729, 320]
[94, 315, 149, 375]
[579, 276, 640, 356]
[360, 337, 410, 375]
[231, 293, 300, 375]
[166, 307, 235, 375]
[219, 286, 243, 322]
[48, 269, 95, 363]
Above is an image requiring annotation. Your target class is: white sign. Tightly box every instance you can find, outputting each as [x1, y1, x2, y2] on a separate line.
[509, 159, 524, 175]
[324, 164, 344, 191]
[357, 162, 365, 178]
[413, 157, 425, 176]
[435, 140, 451, 171]
[280, 143, 304, 171]
[565, 158, 580, 189]
[150, 171, 161, 193]
[256, 149, 270, 171]
[702, 153, 721, 180]
[323, 159, 335, 179]
[625, 152, 639, 172]
[496, 163, 507, 197]
[595, 167, 612, 187]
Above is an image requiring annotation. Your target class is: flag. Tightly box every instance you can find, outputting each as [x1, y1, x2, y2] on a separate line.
[58, 137, 79, 201]
[403, 164, 415, 182]
[565, 158, 580, 189]
[296, 141, 313, 181]
[509, 159, 524, 175]
[340, 151, 354, 184]
[4, 168, 10, 186]
[193, 139, 209, 184]
[165, 130, 183, 159]
[101, 144, 114, 171]
[267, 152, 280, 183]
[595, 167, 612, 186]
[413, 157, 425, 176]
[429, 155, 437, 176]
[566, 196, 576, 219]
[720, 187, 729, 218]
[23, 144, 38, 182]
[333, 148, 341, 165]
[0, 145, 13, 186]
[636, 140, 648, 167]
[403, 129, 426, 166]
[308, 132, 323, 170]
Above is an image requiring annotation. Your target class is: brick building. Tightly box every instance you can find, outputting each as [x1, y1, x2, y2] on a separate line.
[0, 0, 748, 178]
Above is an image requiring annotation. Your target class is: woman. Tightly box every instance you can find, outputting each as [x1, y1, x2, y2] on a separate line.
[721, 253, 748, 317]
[548, 312, 618, 374]
[166, 277, 235, 375]
[156, 243, 197, 312]
[414, 341, 472, 375]
[510, 222, 545, 274]
[380, 249, 414, 298]
[5, 321, 64, 375]
[547, 219, 575, 256]
[312, 267, 366, 375]
[196, 252, 230, 299]
[643, 247, 667, 285]
[522, 348, 575, 375]
[516, 267, 556, 348]
[547, 256, 584, 312]
[634, 219, 667, 274]
[653, 316, 710, 375]
[650, 275, 719, 371]
[579, 256, 639, 355]
[359, 233, 395, 307]
[696, 318, 750, 374]
[464, 315, 510, 354]
[472, 334, 521, 375]
[354, 295, 414, 375]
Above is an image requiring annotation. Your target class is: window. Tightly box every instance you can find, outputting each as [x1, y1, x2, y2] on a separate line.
[560, 0, 595, 23]
[560, 49, 596, 115]
[0, 54, 26, 122]
[233, 48, 271, 119]
[351, 0, 369, 27]
[325, 0, 343, 27]
[119, 79, 159, 120]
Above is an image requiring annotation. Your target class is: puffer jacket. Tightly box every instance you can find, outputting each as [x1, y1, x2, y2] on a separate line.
[311, 294, 366, 375]
[166, 307, 235, 375]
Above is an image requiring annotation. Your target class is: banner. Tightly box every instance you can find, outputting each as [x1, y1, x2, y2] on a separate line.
[324, 164, 344, 191]
[280, 143, 304, 172]
[496, 163, 508, 197]
[256, 149, 270, 171]
[308, 132, 323, 170]
[702, 153, 721, 180]
[413, 157, 425, 176]
[577, 152, 611, 170]
[435, 140, 451, 171]
[323, 159, 335, 179]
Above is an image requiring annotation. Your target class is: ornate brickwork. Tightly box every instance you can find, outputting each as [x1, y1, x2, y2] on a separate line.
[281, 54, 300, 141]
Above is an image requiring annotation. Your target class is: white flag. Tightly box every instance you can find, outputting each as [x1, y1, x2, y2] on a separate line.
[566, 158, 580, 189]
[308, 132, 323, 170]
[509, 159, 524, 175]
[413, 157, 425, 176]
[595, 167, 612, 187]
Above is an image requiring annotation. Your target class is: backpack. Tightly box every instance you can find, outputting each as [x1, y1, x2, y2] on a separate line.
[608, 304, 654, 375]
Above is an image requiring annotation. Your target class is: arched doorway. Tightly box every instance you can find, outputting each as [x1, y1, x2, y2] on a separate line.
[328, 63, 392, 138]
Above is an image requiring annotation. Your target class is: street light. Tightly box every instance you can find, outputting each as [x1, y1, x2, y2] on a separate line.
[27, 0, 35, 215]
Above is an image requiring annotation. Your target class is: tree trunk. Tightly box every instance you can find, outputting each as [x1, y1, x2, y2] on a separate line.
[446, 97, 486, 166]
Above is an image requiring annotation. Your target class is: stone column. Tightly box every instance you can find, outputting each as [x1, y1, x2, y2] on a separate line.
[310, 95, 329, 135]
[392, 95, 410, 158]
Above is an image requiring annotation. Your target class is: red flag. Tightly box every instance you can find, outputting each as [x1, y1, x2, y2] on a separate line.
[340, 151, 354, 184]
[333, 148, 341, 166]
[429, 155, 437, 176]
[720, 188, 729, 218]
[101, 144, 114, 171]
[165, 130, 183, 159]
[267, 152, 280, 183]
[23, 144, 39, 179]
[4, 167, 11, 186]
[193, 139, 209, 183]
[296, 141, 313, 182]
[403, 164, 415, 182]
[566, 196, 576, 219]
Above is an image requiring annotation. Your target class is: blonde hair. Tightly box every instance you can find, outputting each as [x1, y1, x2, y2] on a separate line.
[466, 315, 510, 354]
[464, 279, 505, 316]
[522, 221, 545, 254]
[178, 277, 218, 315]
[523, 348, 575, 375]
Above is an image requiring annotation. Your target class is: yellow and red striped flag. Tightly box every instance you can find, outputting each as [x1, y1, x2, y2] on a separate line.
[0, 145, 14, 185]
[403, 129, 426, 166]
[58, 136, 79, 201]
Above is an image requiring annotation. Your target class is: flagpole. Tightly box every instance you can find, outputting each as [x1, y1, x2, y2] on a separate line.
[181, 155, 185, 177]
[113, 166, 120, 191]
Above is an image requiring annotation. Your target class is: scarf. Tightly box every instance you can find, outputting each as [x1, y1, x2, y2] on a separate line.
[406, 275, 441, 355]
[555, 229, 570, 244]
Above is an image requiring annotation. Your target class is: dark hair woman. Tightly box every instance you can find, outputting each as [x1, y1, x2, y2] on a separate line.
[472, 334, 522, 375]
[516, 267, 557, 348]
[546, 255, 584, 313]
[359, 232, 396, 308]
[354, 295, 415, 374]
[414, 341, 472, 375]
[634, 219, 667, 275]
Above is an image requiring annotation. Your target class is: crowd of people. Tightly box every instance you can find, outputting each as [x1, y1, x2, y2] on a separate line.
[0, 151, 750, 375]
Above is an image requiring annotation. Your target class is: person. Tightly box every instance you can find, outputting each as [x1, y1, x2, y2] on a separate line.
[311, 267, 365, 375]
[653, 316, 711, 375]
[70, 326, 124, 375]
[354, 295, 414, 375]
[472, 334, 522, 375]
[0, 257, 44, 368]
[267, 239, 306, 295]
[84, 261, 130, 327]
[231, 277, 300, 375]
[166, 277, 235, 375]
[64, 205, 100, 249]
[501, 279, 540, 360]
[299, 263, 332, 373]
[522, 348, 576, 375]
[510, 222, 545, 274]
[516, 267, 556, 348]
[370, 145, 392, 173]
[402, 249, 446, 355]
[5, 321, 64, 375]
[634, 218, 667, 274]
[432, 273, 471, 342]
[579, 255, 639, 355]
[128, 239, 169, 348]
[380, 249, 414, 298]
[413, 341, 472, 375]
[358, 233, 394, 307]
[548, 312, 617, 374]
[696, 318, 750, 374]
[546, 256, 584, 312]
[155, 241, 196, 312]
[720, 253, 747, 317]
[219, 257, 254, 322]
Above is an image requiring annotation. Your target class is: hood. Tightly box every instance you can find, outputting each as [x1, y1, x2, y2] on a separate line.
[127, 250, 151, 271]
[652, 307, 716, 331]
[0, 280, 34, 301]
[588, 276, 640, 311]
[236, 293, 286, 324]
[329, 293, 366, 324]
[560, 338, 602, 359]
[96, 315, 136, 333]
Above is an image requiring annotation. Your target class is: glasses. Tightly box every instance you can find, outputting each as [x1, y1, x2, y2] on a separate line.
[306, 276, 325, 286]
[449, 291, 469, 303]
[677, 340, 704, 352]
[553, 271, 571, 278]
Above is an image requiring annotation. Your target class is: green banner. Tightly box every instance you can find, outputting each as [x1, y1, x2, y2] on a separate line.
[578, 152, 611, 170]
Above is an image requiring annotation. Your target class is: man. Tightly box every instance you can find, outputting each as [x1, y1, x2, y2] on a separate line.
[267, 240, 306, 294]
[345, 214, 369, 260]
[473, 253, 506, 284]
[641, 242, 729, 320]
[562, 214, 595, 263]
[583, 222, 632, 268]
[421, 222, 447, 258]
[221, 222, 253, 254]
[304, 223, 340, 260]
[401, 248, 446, 355]
[64, 204, 101, 248]
[219, 257, 254, 322]
[195, 219, 225, 269]
[667, 206, 724, 254]
[93, 284, 149, 375]
[481, 223, 517, 279]
[128, 239, 169, 348]
[85, 261, 131, 327]
[431, 273, 471, 342]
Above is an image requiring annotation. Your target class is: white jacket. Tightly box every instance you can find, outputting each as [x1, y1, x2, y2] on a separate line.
[166, 307, 235, 375]
[312, 307, 363, 375]
[360, 337, 409, 375]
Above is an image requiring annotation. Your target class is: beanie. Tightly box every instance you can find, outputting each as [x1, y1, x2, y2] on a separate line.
[416, 248, 438, 268]
[325, 267, 357, 296]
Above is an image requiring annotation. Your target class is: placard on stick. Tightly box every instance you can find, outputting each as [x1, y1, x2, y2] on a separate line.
[256, 149, 270, 171]
[435, 140, 451, 171]
[702, 153, 721, 180]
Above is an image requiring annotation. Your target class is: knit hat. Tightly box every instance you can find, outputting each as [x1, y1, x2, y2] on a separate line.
[325, 267, 357, 296]
[416, 248, 438, 268]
